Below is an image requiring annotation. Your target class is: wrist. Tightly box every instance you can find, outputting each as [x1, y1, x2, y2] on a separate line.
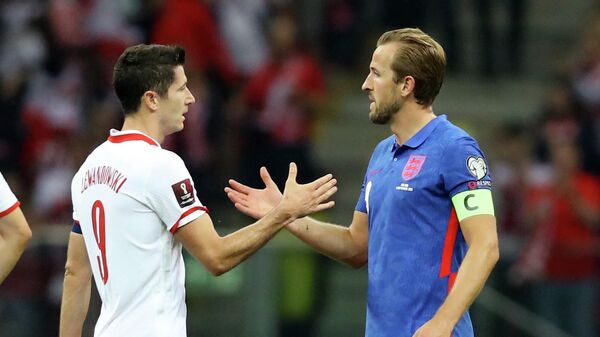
[432, 309, 458, 330]
[271, 203, 296, 225]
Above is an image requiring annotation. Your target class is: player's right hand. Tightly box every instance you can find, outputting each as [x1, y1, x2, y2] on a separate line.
[225, 166, 284, 219]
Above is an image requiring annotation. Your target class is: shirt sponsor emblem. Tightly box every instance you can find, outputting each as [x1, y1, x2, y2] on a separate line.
[467, 180, 491, 189]
[171, 179, 195, 208]
[466, 156, 487, 180]
[402, 155, 427, 181]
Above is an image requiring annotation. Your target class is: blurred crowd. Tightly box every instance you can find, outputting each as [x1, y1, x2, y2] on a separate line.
[491, 8, 600, 337]
[0, 0, 598, 336]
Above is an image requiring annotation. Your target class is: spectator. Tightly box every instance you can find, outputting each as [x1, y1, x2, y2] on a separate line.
[511, 139, 600, 337]
[238, 9, 326, 188]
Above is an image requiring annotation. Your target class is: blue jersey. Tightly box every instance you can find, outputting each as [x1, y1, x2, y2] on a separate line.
[356, 115, 492, 337]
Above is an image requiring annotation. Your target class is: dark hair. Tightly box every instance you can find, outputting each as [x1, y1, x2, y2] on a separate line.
[377, 28, 446, 106]
[113, 44, 185, 115]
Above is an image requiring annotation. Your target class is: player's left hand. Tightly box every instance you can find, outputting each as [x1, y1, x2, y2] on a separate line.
[279, 162, 337, 219]
[412, 317, 453, 337]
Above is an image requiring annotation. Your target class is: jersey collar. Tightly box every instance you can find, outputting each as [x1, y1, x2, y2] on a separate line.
[392, 114, 446, 151]
[107, 129, 161, 147]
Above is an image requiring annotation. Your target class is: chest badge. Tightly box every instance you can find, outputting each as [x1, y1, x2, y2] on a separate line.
[401, 155, 427, 181]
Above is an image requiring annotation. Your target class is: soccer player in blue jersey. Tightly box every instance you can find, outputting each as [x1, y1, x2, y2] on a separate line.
[225, 28, 499, 337]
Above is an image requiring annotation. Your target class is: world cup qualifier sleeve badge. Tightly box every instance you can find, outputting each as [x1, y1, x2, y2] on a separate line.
[171, 178, 195, 208]
[402, 155, 427, 181]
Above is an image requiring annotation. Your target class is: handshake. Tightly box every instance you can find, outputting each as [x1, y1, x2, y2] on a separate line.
[225, 162, 338, 223]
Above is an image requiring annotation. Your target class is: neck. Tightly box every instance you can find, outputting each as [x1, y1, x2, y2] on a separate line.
[389, 102, 436, 145]
[121, 111, 165, 144]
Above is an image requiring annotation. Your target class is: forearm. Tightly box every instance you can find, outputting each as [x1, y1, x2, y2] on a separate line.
[60, 273, 91, 337]
[211, 206, 294, 275]
[287, 217, 366, 267]
[0, 234, 29, 283]
[434, 241, 499, 326]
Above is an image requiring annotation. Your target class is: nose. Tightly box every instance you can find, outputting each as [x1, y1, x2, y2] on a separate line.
[187, 89, 196, 104]
[361, 73, 372, 92]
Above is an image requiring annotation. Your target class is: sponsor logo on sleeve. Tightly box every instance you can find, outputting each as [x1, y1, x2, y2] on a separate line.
[466, 156, 487, 180]
[467, 180, 492, 189]
[171, 179, 195, 208]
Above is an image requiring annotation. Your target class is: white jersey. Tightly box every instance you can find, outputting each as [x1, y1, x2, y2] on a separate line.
[0, 172, 19, 217]
[71, 129, 207, 337]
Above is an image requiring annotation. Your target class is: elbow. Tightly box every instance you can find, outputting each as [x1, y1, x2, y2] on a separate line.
[487, 240, 500, 267]
[348, 260, 367, 269]
[11, 221, 32, 248]
[64, 263, 91, 283]
[207, 263, 228, 277]
[345, 254, 368, 269]
[19, 224, 32, 245]
[203, 253, 231, 277]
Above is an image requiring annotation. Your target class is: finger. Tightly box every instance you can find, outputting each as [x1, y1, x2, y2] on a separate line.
[316, 186, 337, 204]
[234, 202, 251, 215]
[307, 173, 334, 189]
[260, 166, 277, 188]
[314, 178, 337, 196]
[228, 179, 252, 194]
[224, 187, 246, 201]
[311, 200, 336, 213]
[225, 189, 248, 205]
[234, 202, 260, 220]
[286, 162, 298, 183]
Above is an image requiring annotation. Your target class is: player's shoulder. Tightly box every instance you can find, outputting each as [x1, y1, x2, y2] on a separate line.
[373, 134, 397, 154]
[153, 147, 185, 165]
[436, 117, 481, 150]
[438, 118, 475, 141]
[145, 147, 188, 178]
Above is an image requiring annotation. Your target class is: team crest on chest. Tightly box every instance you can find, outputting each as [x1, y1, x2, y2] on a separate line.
[402, 155, 427, 181]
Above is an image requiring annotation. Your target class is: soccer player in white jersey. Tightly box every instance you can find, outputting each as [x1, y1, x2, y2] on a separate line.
[59, 44, 337, 337]
[0, 172, 32, 284]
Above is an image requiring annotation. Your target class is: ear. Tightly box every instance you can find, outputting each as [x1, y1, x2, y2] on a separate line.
[142, 91, 159, 112]
[398, 75, 416, 99]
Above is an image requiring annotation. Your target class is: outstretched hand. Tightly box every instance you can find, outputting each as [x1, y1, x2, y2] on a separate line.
[279, 162, 337, 219]
[225, 163, 337, 220]
[225, 166, 283, 219]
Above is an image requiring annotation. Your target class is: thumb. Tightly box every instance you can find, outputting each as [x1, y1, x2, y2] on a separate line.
[260, 166, 276, 187]
[286, 162, 298, 184]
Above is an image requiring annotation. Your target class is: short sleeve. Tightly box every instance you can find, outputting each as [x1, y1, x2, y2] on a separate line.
[145, 152, 207, 233]
[442, 137, 493, 197]
[355, 140, 388, 214]
[0, 172, 20, 217]
[70, 171, 83, 234]
[355, 175, 368, 213]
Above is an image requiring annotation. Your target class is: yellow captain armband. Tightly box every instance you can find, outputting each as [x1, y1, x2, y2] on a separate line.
[451, 189, 495, 222]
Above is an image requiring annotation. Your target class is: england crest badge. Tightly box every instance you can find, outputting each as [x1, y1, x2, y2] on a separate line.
[402, 155, 427, 181]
